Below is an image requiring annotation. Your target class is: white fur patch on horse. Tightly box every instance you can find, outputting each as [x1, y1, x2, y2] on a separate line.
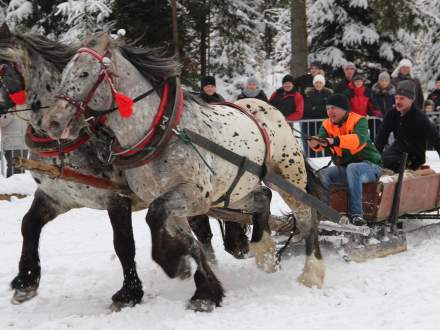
[249, 231, 279, 273]
[297, 254, 325, 288]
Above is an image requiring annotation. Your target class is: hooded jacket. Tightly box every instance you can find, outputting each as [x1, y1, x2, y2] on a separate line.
[346, 82, 382, 117]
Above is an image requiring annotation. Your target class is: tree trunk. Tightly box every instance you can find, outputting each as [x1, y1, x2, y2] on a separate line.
[290, 0, 308, 76]
[200, 0, 208, 78]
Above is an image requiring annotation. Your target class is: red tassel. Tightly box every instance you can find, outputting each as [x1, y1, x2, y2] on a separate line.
[115, 92, 134, 118]
[9, 90, 26, 105]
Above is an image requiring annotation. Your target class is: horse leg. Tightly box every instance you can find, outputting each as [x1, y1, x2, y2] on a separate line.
[189, 215, 217, 264]
[223, 221, 249, 259]
[107, 195, 143, 311]
[10, 189, 67, 304]
[248, 186, 278, 272]
[274, 187, 325, 288]
[145, 185, 224, 311]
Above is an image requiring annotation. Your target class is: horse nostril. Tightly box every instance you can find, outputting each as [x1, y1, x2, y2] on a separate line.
[49, 121, 60, 131]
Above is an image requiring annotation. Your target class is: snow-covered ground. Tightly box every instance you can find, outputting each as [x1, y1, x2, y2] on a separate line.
[2, 153, 440, 330]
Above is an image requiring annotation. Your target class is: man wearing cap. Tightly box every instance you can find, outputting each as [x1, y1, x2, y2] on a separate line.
[375, 80, 440, 172]
[391, 59, 424, 109]
[199, 76, 225, 104]
[237, 77, 268, 102]
[428, 75, 440, 111]
[269, 74, 304, 121]
[334, 62, 357, 95]
[308, 94, 383, 226]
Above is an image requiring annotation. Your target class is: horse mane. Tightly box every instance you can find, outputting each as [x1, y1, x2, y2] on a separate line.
[119, 45, 181, 86]
[0, 33, 78, 71]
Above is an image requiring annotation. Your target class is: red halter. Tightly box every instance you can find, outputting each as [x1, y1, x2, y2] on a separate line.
[56, 47, 134, 119]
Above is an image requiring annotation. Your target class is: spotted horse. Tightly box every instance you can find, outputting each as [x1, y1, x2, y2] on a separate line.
[41, 32, 335, 311]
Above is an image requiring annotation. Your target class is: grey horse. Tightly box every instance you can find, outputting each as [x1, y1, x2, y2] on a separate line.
[0, 23, 144, 310]
[41, 32, 325, 311]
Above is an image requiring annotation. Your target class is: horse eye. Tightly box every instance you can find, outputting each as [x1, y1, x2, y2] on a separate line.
[79, 71, 89, 78]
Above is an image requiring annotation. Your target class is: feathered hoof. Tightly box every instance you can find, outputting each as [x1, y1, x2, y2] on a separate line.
[187, 298, 215, 313]
[297, 255, 325, 288]
[11, 287, 38, 305]
[176, 256, 192, 280]
[249, 232, 279, 273]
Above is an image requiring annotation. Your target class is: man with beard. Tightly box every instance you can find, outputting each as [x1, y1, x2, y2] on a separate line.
[375, 80, 440, 172]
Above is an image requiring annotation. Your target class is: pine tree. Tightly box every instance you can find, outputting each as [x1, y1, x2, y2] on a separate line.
[308, 0, 405, 80]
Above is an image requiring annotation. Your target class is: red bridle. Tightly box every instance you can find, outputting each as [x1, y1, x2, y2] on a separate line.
[56, 47, 134, 119]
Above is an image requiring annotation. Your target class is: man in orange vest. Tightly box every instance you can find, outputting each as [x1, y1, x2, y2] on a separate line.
[308, 94, 383, 226]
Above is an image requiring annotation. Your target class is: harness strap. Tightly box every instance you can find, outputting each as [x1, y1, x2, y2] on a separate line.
[213, 156, 251, 208]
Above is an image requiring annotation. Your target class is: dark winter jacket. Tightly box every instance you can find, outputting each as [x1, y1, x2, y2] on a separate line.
[237, 90, 268, 102]
[200, 92, 225, 104]
[293, 73, 333, 95]
[391, 74, 424, 109]
[428, 89, 440, 111]
[371, 82, 396, 116]
[375, 104, 440, 168]
[269, 87, 304, 121]
[346, 82, 382, 117]
[334, 77, 354, 96]
[303, 87, 333, 119]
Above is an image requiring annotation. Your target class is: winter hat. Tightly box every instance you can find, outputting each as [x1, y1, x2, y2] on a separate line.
[326, 93, 350, 112]
[282, 74, 295, 84]
[378, 71, 391, 81]
[392, 59, 413, 78]
[313, 74, 325, 86]
[436, 75, 440, 82]
[201, 76, 216, 87]
[243, 77, 262, 98]
[343, 62, 356, 70]
[246, 76, 259, 87]
[396, 80, 416, 100]
[353, 74, 365, 81]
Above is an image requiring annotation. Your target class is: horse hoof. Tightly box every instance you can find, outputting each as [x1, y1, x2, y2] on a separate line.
[187, 299, 215, 312]
[11, 288, 38, 304]
[110, 301, 136, 312]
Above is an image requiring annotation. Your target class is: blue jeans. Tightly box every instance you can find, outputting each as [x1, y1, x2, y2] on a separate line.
[318, 162, 383, 217]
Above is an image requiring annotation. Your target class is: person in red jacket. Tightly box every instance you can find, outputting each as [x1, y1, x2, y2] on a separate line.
[269, 74, 304, 121]
[347, 75, 382, 117]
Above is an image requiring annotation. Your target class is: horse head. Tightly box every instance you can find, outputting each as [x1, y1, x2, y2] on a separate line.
[42, 32, 116, 140]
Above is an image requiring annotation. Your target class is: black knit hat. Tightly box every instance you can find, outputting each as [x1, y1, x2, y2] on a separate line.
[201, 76, 216, 87]
[396, 80, 416, 100]
[436, 75, 440, 82]
[282, 74, 295, 84]
[326, 93, 350, 112]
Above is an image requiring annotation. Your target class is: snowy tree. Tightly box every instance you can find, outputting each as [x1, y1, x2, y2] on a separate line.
[56, 0, 113, 42]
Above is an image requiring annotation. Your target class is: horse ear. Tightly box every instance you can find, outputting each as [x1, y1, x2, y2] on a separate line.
[93, 33, 111, 55]
[0, 23, 11, 39]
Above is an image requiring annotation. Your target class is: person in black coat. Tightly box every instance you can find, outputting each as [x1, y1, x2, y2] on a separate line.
[428, 75, 440, 111]
[199, 76, 225, 103]
[375, 80, 440, 172]
[293, 61, 333, 95]
[334, 62, 357, 96]
[237, 77, 268, 102]
[371, 71, 395, 117]
[302, 74, 333, 156]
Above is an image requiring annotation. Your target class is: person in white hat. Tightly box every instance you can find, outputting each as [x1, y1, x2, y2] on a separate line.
[391, 59, 424, 109]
